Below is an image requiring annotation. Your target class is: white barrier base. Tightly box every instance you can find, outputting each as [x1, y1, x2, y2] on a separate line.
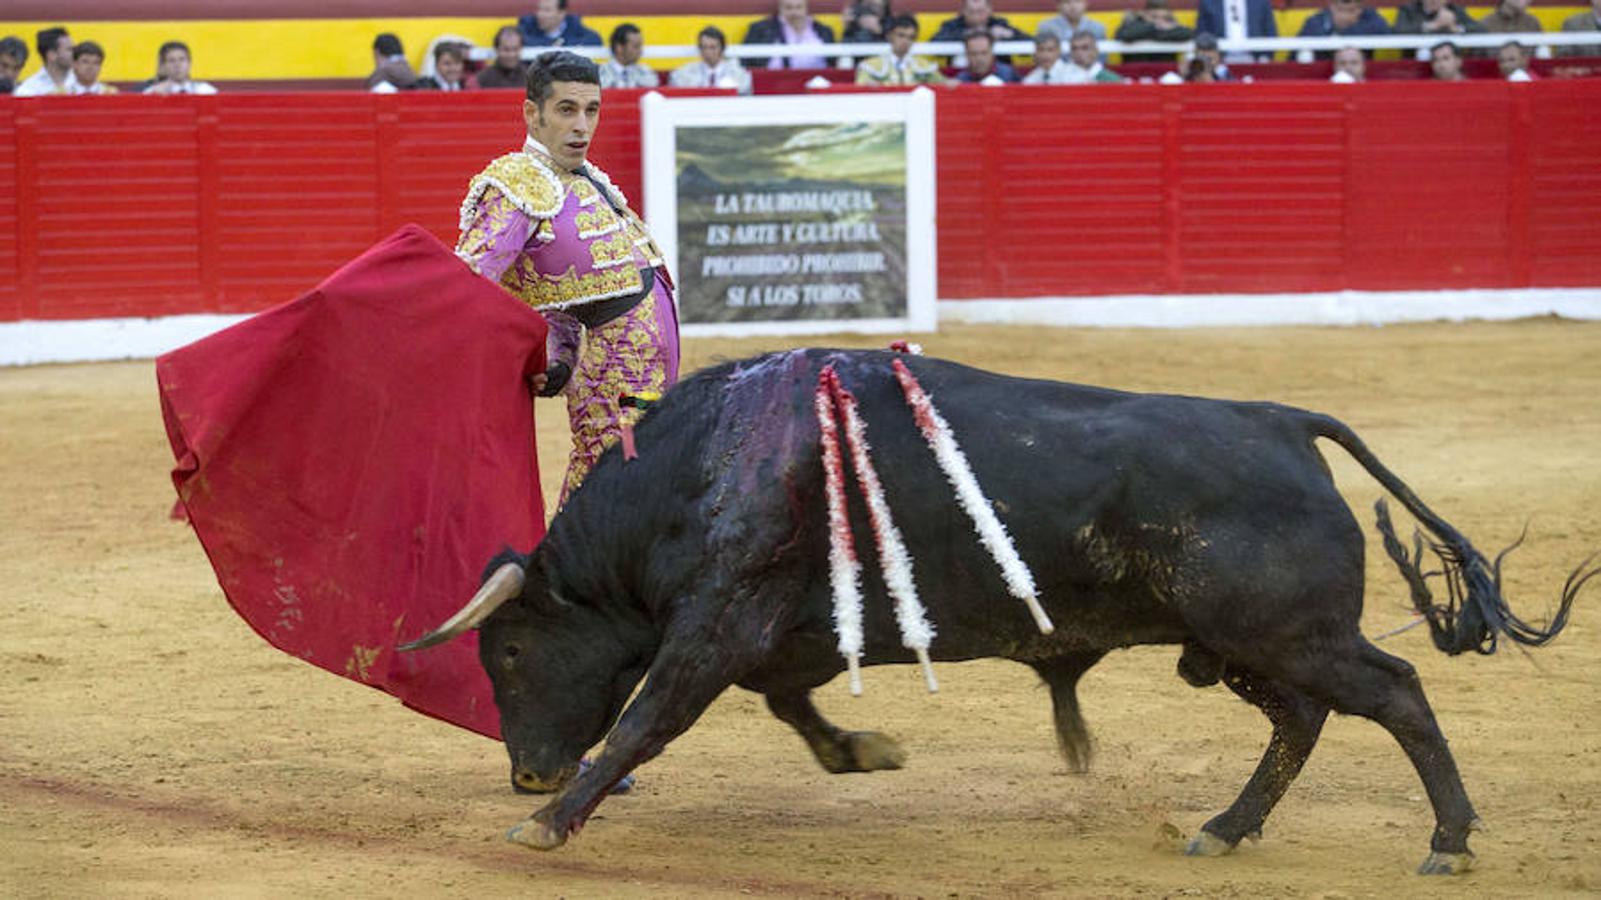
[939, 287, 1601, 328]
[1, 314, 251, 367]
[3, 288, 1600, 366]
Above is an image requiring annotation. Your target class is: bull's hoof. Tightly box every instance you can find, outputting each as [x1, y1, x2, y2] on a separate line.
[847, 731, 907, 771]
[1177, 643, 1225, 687]
[1184, 829, 1236, 857]
[1417, 851, 1475, 875]
[506, 817, 566, 851]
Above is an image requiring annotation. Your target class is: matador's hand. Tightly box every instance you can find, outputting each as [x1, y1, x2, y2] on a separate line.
[534, 362, 572, 398]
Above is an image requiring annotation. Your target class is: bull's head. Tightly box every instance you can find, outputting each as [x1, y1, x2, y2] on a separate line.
[398, 556, 652, 794]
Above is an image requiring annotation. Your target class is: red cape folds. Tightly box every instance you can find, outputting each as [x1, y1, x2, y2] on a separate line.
[157, 225, 548, 740]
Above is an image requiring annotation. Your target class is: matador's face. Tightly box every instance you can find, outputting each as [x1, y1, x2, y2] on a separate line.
[525, 81, 602, 172]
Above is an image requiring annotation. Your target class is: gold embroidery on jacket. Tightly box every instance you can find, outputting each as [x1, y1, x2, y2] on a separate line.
[588, 231, 637, 269]
[521, 265, 643, 308]
[575, 205, 622, 239]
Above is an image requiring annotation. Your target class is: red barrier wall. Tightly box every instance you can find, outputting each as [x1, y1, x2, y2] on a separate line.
[3, 80, 1599, 323]
[932, 80, 1601, 298]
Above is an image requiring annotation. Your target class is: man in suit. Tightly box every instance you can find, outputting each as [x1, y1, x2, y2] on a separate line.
[1558, 0, 1601, 56]
[1196, 0, 1278, 61]
[1394, 0, 1485, 36]
[668, 26, 754, 94]
[956, 30, 1019, 82]
[472, 26, 529, 89]
[519, 0, 603, 48]
[743, 0, 837, 69]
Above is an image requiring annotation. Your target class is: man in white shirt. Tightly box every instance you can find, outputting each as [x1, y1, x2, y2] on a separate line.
[1060, 32, 1123, 83]
[1022, 34, 1072, 83]
[13, 27, 73, 97]
[598, 22, 660, 88]
[67, 41, 117, 95]
[144, 41, 218, 95]
[1497, 40, 1535, 80]
[1329, 45, 1366, 81]
[668, 26, 753, 94]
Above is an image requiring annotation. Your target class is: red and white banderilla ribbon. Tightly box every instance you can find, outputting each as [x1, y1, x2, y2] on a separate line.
[816, 364, 939, 695]
[892, 359, 1054, 635]
[814, 370, 866, 695]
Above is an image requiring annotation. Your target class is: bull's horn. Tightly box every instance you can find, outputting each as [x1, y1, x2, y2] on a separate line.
[397, 563, 525, 652]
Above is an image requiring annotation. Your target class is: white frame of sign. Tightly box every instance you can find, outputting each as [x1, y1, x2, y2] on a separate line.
[640, 88, 938, 338]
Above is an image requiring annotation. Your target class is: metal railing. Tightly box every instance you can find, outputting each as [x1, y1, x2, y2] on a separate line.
[468, 32, 1601, 66]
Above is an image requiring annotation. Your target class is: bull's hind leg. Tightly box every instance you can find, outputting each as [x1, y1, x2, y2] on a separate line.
[1310, 641, 1482, 875]
[767, 690, 907, 773]
[1029, 651, 1107, 773]
[1187, 668, 1328, 857]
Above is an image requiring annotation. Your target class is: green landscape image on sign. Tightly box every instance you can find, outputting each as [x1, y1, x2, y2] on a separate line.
[675, 121, 908, 325]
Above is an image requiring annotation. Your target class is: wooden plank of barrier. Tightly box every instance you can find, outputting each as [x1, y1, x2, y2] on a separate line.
[13, 106, 40, 321]
[197, 99, 223, 311]
[1506, 85, 1534, 290]
[0, 105, 18, 322]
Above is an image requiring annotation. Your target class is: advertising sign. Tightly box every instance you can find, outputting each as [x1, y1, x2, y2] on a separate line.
[641, 90, 936, 336]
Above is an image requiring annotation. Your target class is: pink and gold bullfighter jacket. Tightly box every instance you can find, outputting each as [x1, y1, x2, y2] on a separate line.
[457, 138, 680, 504]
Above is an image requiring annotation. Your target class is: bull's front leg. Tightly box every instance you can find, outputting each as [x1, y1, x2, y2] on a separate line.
[766, 690, 907, 773]
[505, 638, 747, 850]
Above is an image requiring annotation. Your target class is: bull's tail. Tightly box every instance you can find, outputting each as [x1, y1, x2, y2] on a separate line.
[1305, 413, 1598, 655]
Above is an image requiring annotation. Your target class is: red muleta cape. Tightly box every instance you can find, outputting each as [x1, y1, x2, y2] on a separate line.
[157, 225, 548, 739]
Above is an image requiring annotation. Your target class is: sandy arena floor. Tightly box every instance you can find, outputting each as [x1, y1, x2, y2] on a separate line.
[2, 320, 1599, 898]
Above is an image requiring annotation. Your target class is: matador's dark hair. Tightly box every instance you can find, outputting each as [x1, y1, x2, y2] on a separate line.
[525, 50, 599, 103]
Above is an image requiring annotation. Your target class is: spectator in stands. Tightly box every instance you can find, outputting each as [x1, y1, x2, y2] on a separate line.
[1022, 33, 1070, 83]
[1116, 0, 1193, 61]
[143, 41, 218, 95]
[669, 26, 754, 94]
[744, 0, 837, 69]
[1158, 31, 1230, 80]
[842, 0, 892, 43]
[1197, 0, 1278, 62]
[1482, 0, 1542, 35]
[68, 41, 117, 95]
[1299, 0, 1392, 40]
[599, 23, 659, 88]
[13, 27, 72, 97]
[1061, 31, 1124, 82]
[957, 30, 1019, 82]
[416, 43, 469, 90]
[1330, 45, 1367, 79]
[1498, 40, 1535, 78]
[1038, 0, 1108, 44]
[856, 14, 945, 84]
[1191, 32, 1235, 78]
[932, 0, 1030, 45]
[1558, 0, 1600, 56]
[1428, 40, 1466, 78]
[519, 0, 603, 48]
[368, 33, 418, 92]
[1394, 0, 1484, 36]
[0, 36, 27, 94]
[472, 26, 529, 89]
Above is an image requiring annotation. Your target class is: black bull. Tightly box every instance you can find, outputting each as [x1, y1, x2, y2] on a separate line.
[401, 348, 1591, 874]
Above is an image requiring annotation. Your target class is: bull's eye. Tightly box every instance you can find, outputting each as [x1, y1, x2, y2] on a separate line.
[505, 643, 521, 659]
